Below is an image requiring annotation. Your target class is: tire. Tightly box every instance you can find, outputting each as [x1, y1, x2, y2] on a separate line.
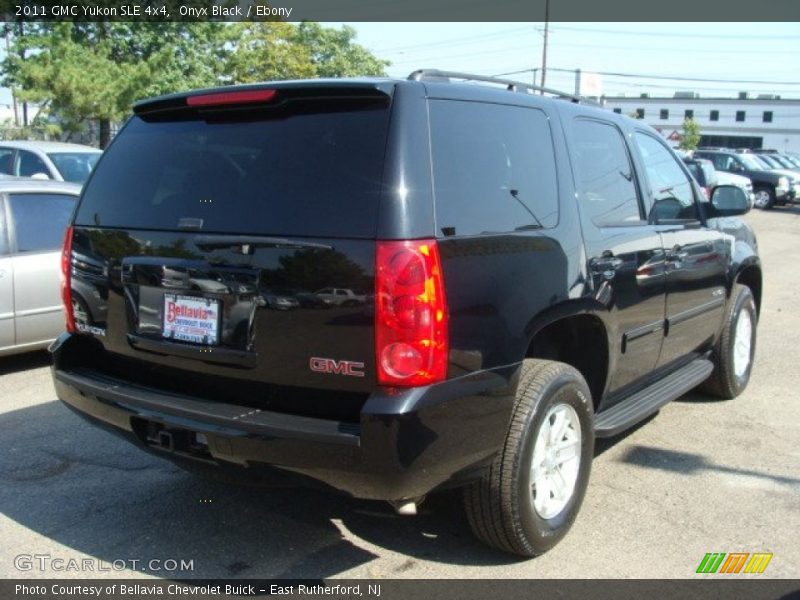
[699, 284, 757, 399]
[753, 186, 775, 210]
[464, 359, 594, 557]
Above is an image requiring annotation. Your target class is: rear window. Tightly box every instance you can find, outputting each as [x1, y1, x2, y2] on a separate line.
[48, 152, 101, 184]
[9, 193, 76, 253]
[76, 102, 391, 238]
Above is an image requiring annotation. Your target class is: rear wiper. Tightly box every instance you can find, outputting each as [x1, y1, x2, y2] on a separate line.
[194, 235, 333, 254]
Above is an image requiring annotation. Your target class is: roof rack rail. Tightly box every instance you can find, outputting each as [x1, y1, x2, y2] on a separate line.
[407, 69, 591, 104]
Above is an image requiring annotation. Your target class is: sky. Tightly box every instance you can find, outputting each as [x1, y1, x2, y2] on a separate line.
[1, 22, 799, 104]
[339, 22, 800, 99]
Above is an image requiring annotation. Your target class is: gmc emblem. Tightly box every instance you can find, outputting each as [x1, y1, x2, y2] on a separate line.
[309, 357, 365, 378]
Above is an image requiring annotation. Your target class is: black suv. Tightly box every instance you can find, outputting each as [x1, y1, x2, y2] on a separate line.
[695, 148, 793, 209]
[52, 71, 761, 557]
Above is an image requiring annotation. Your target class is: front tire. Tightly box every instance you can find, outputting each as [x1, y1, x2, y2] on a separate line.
[753, 187, 775, 210]
[700, 284, 757, 399]
[464, 359, 594, 557]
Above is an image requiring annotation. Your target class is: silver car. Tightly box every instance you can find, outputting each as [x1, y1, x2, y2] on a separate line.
[0, 179, 81, 356]
[0, 140, 102, 184]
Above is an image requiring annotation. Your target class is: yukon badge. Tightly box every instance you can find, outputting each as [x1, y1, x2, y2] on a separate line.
[309, 357, 365, 378]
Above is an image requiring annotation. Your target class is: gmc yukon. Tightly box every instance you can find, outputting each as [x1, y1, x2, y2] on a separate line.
[51, 71, 761, 556]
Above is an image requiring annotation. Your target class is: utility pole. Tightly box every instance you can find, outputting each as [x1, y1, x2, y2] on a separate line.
[540, 0, 550, 93]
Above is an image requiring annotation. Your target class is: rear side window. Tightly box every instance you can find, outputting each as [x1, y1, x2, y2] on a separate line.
[76, 103, 391, 238]
[8, 193, 76, 253]
[17, 151, 50, 178]
[429, 100, 559, 236]
[571, 119, 641, 225]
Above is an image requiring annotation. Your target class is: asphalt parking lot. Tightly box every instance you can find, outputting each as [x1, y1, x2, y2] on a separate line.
[1, 206, 799, 580]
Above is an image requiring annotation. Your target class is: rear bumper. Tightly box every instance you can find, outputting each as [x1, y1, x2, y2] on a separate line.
[51, 334, 517, 501]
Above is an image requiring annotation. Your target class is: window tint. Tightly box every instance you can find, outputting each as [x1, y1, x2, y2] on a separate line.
[763, 111, 773, 123]
[685, 109, 694, 119]
[9, 193, 76, 253]
[634, 132, 697, 222]
[17, 151, 50, 178]
[710, 110, 719, 121]
[612, 108, 622, 114]
[429, 100, 559, 236]
[636, 108, 645, 119]
[736, 111, 746, 122]
[660, 109, 669, 120]
[76, 104, 390, 238]
[0, 149, 14, 175]
[572, 119, 641, 225]
[48, 152, 101, 184]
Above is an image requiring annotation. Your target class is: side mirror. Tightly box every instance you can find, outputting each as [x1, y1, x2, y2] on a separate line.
[711, 184, 750, 217]
[30, 172, 51, 180]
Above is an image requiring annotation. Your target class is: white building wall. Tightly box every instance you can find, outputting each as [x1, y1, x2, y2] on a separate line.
[603, 97, 800, 152]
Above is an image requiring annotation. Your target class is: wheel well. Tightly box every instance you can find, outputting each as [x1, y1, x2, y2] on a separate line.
[526, 314, 609, 408]
[736, 266, 762, 317]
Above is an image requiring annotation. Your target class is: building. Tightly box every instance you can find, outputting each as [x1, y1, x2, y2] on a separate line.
[602, 94, 800, 152]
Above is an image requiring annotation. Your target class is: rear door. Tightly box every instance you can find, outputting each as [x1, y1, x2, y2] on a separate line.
[568, 117, 667, 398]
[633, 132, 728, 368]
[7, 192, 77, 346]
[68, 87, 393, 421]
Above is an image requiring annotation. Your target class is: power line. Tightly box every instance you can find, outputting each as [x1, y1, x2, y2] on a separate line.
[497, 67, 800, 86]
[372, 25, 533, 54]
[546, 25, 800, 41]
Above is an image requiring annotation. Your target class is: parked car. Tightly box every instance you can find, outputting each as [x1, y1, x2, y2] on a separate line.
[51, 71, 760, 557]
[681, 156, 718, 198]
[260, 288, 301, 311]
[313, 287, 365, 307]
[695, 148, 793, 209]
[0, 141, 102, 184]
[678, 152, 753, 208]
[0, 179, 82, 356]
[714, 171, 754, 207]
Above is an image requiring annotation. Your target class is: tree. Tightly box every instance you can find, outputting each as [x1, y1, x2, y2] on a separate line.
[292, 22, 388, 78]
[2, 21, 389, 147]
[226, 22, 316, 84]
[679, 118, 701, 151]
[226, 22, 388, 84]
[2, 22, 229, 147]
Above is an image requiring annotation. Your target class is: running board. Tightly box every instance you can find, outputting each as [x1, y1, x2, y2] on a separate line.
[594, 358, 714, 438]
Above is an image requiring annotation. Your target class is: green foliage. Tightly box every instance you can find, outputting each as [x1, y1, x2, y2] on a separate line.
[1, 21, 388, 147]
[679, 118, 701, 151]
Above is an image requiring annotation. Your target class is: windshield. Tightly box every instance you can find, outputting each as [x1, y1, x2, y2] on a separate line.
[48, 152, 101, 184]
[738, 154, 765, 170]
[756, 155, 780, 168]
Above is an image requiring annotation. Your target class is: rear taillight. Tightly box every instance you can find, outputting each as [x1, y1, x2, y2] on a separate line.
[61, 225, 76, 333]
[375, 239, 448, 386]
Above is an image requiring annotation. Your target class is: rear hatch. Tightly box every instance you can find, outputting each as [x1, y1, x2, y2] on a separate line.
[67, 84, 393, 422]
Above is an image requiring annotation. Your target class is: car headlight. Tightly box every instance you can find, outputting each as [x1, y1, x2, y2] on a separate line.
[777, 177, 789, 191]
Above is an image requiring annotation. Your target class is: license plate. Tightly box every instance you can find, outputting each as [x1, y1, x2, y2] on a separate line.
[162, 294, 220, 345]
